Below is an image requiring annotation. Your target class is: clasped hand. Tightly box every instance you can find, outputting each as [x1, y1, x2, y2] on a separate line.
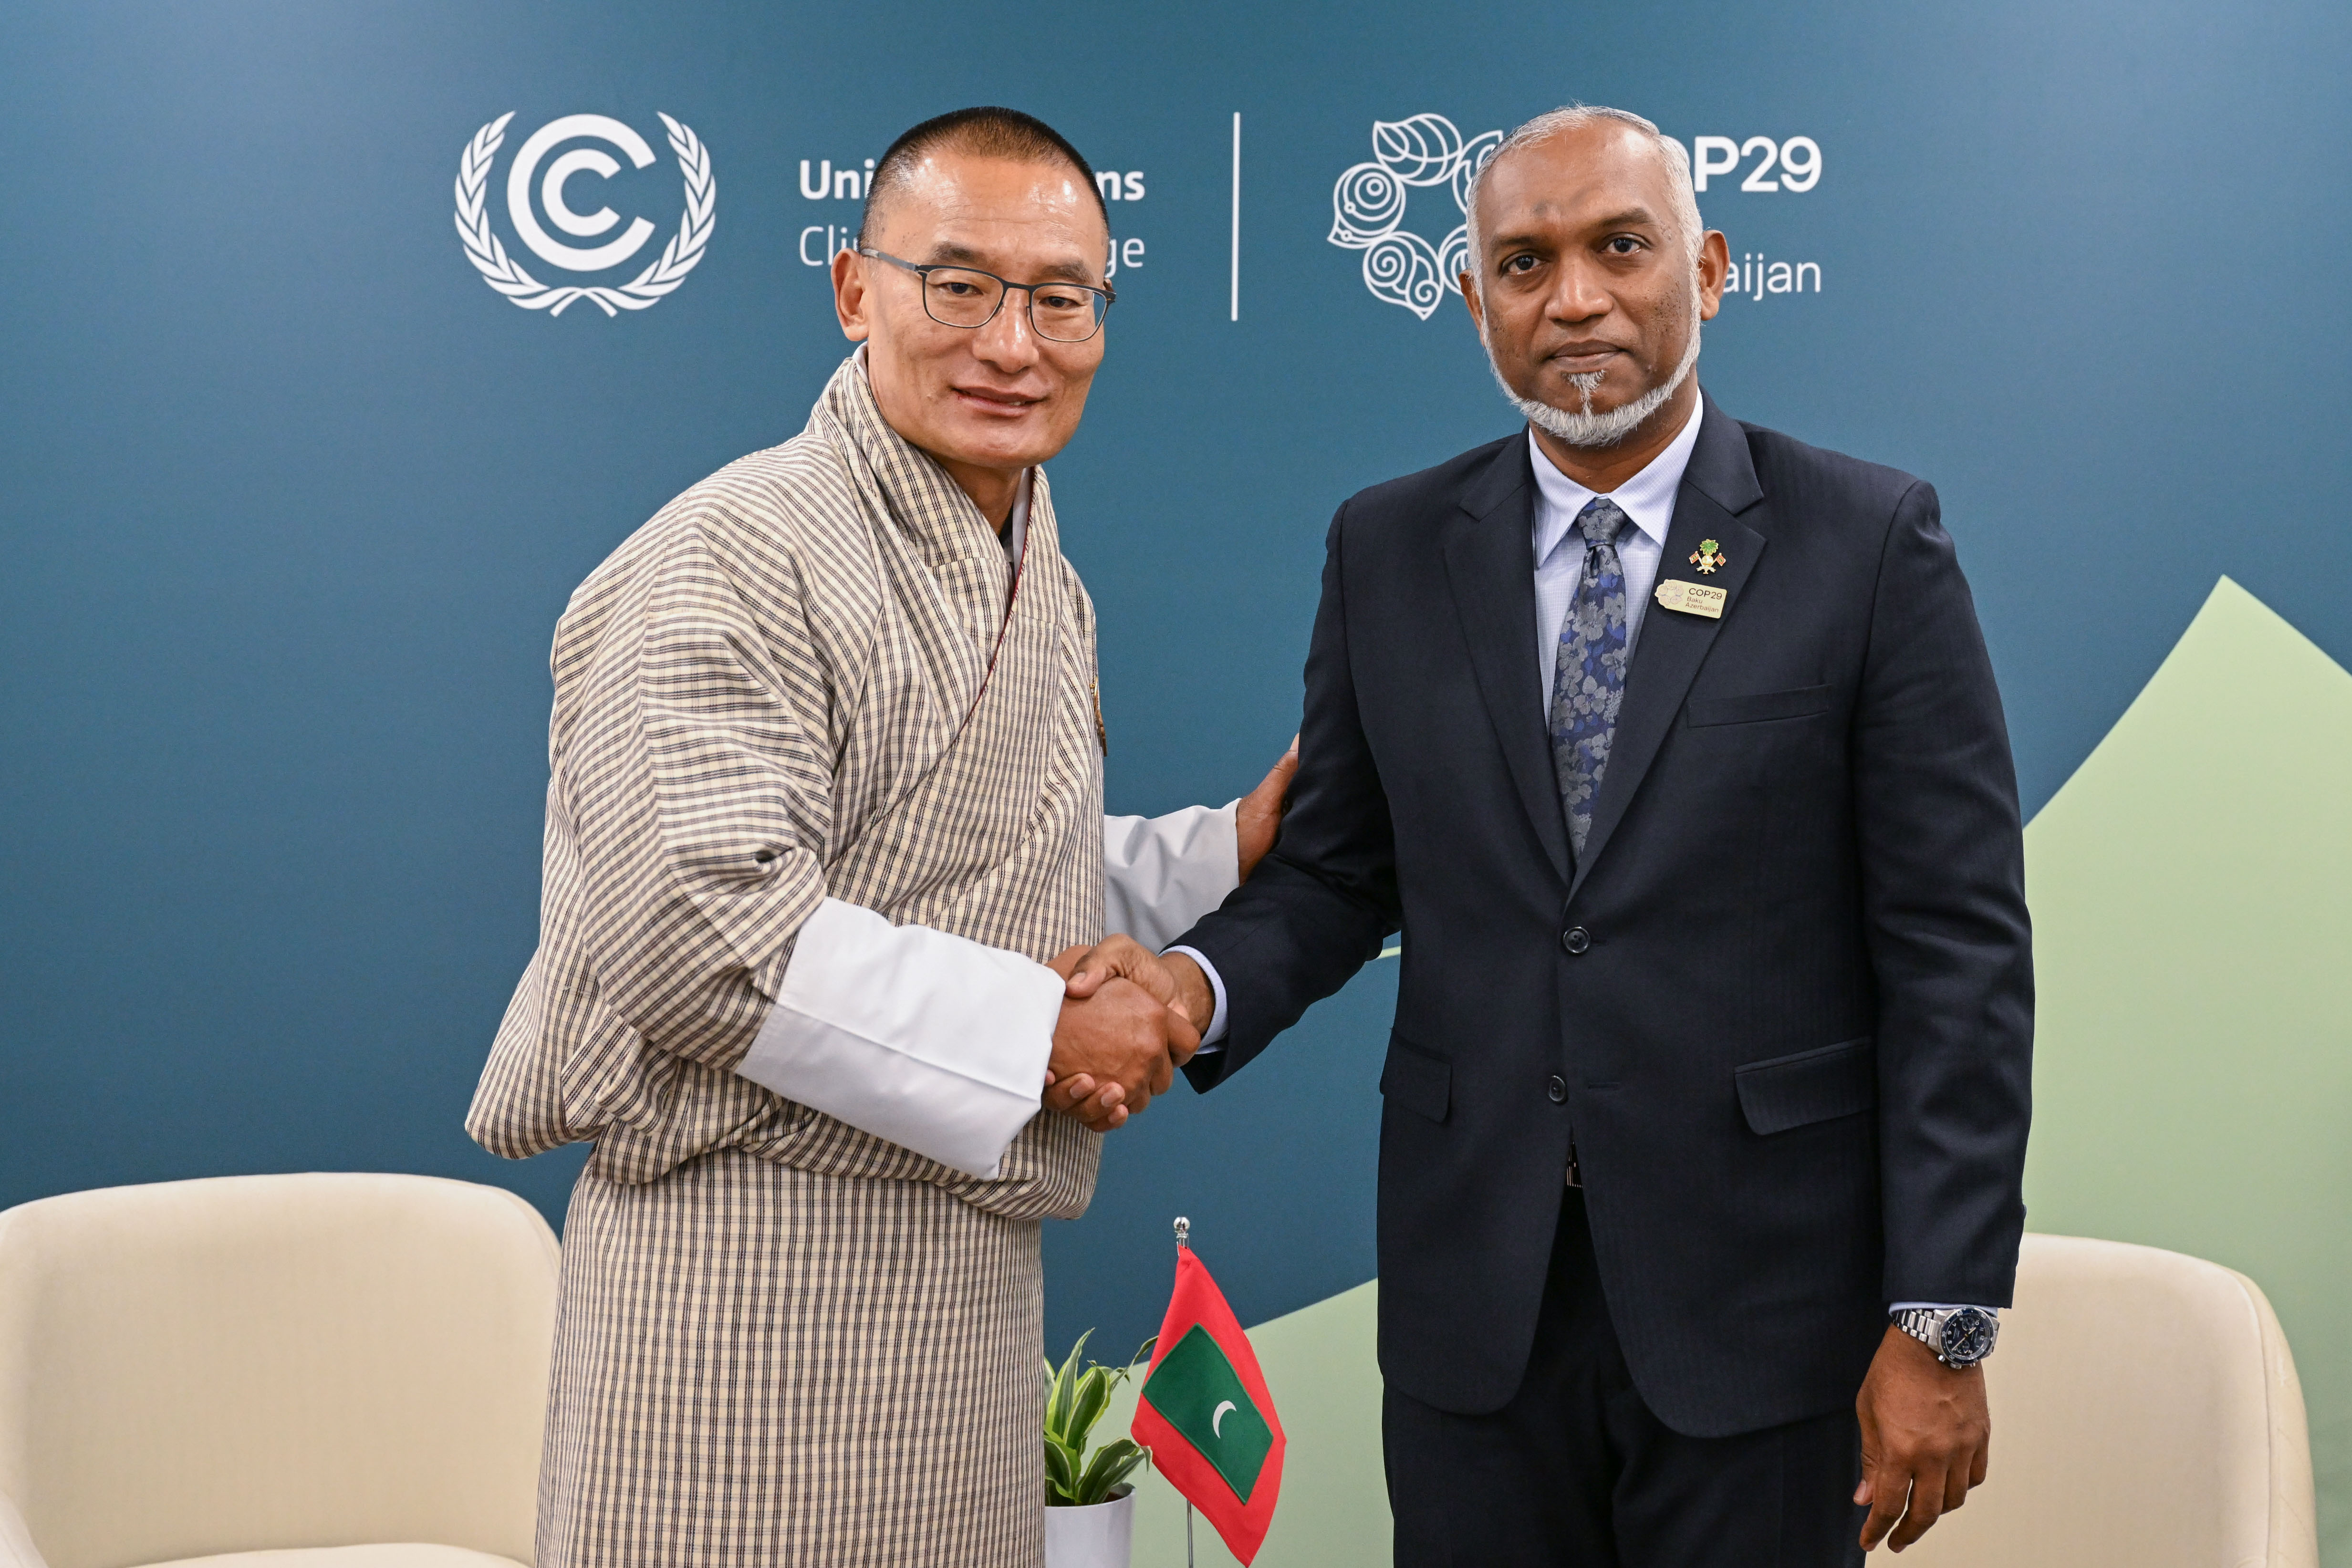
[1040, 740, 1291, 1132]
[1039, 937, 1208, 1132]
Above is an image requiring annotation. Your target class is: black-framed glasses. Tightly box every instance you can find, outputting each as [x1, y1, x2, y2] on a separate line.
[858, 248, 1114, 343]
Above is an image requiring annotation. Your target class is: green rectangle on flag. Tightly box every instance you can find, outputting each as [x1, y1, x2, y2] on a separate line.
[1140, 1325, 1274, 1503]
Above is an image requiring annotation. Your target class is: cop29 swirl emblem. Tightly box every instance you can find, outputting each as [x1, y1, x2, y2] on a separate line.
[1329, 114, 1500, 320]
[455, 112, 716, 318]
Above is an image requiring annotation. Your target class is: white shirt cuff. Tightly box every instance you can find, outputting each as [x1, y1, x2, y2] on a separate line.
[1102, 803, 1240, 953]
[737, 897, 1062, 1178]
[1890, 1303, 2000, 1317]
[1165, 944, 1229, 1048]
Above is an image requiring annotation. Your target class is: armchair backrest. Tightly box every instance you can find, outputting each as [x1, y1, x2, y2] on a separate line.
[1903, 1232, 2316, 1568]
[0, 1173, 558, 1568]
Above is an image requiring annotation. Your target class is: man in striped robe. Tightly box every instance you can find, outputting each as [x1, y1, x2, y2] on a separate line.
[466, 108, 1290, 1566]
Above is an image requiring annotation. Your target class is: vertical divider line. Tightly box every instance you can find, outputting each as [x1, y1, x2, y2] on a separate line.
[1229, 112, 1241, 322]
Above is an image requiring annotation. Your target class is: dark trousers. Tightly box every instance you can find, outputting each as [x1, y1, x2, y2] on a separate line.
[1384, 1189, 1867, 1568]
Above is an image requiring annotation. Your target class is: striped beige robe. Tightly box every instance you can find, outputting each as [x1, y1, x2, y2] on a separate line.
[468, 352, 1112, 1567]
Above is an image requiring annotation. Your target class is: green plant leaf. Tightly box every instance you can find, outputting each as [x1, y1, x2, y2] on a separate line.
[1043, 1435, 1079, 1505]
[1066, 1364, 1112, 1450]
[1046, 1327, 1158, 1505]
[1047, 1329, 1092, 1442]
[1075, 1437, 1148, 1506]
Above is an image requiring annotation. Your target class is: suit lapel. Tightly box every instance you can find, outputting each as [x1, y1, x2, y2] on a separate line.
[1443, 437, 1572, 886]
[1570, 396, 1768, 900]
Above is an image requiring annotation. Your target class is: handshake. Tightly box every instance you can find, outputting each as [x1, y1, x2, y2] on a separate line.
[1041, 736, 1296, 1132]
[1040, 936, 1218, 1132]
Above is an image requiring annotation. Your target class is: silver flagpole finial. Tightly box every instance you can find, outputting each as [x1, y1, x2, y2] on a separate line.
[1174, 1216, 1190, 1250]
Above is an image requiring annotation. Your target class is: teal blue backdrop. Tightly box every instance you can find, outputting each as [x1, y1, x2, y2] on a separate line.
[4, 0, 2348, 1530]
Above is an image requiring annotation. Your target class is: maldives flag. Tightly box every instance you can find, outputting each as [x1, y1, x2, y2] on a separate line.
[1130, 1246, 1287, 1565]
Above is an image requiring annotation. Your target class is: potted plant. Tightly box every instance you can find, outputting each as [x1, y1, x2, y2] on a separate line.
[1043, 1330, 1153, 1568]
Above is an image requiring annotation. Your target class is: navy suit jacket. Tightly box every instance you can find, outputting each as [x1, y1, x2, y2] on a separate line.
[1175, 395, 2033, 1436]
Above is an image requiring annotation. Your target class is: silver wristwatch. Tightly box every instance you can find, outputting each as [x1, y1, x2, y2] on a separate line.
[1891, 1306, 1999, 1369]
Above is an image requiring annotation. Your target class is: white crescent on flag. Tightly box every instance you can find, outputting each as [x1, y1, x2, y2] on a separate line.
[1212, 1399, 1238, 1436]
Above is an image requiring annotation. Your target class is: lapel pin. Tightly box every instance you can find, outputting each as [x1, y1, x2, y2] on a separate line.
[1689, 539, 1727, 574]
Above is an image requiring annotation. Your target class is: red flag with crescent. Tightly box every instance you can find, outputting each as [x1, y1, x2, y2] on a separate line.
[1129, 1245, 1287, 1565]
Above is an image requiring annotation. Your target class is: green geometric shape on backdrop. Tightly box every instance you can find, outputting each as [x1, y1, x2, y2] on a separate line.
[2021, 575, 2352, 1565]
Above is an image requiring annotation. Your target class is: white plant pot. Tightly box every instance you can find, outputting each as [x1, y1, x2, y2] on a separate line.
[1044, 1485, 1136, 1568]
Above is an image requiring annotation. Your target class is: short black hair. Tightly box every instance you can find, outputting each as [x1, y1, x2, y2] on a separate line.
[857, 106, 1109, 249]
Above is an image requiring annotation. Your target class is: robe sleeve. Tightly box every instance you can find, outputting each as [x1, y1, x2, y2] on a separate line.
[738, 900, 1063, 1178]
[562, 519, 1062, 1178]
[1101, 803, 1241, 952]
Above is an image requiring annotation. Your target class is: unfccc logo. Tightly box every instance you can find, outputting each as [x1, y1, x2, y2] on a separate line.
[1328, 114, 1500, 320]
[454, 112, 716, 317]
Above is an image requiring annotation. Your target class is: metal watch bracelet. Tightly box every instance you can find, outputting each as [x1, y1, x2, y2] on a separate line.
[1891, 1306, 1999, 1369]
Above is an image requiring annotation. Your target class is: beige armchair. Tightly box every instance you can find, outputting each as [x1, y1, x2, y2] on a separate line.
[1903, 1232, 2316, 1568]
[0, 1173, 559, 1568]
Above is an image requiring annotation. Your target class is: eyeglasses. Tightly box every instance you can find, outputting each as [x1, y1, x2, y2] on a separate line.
[857, 248, 1114, 343]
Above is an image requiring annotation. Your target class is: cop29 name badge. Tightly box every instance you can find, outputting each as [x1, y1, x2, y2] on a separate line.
[455, 112, 716, 318]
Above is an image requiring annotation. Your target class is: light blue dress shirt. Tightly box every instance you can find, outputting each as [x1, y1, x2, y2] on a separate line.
[1528, 413, 1699, 708]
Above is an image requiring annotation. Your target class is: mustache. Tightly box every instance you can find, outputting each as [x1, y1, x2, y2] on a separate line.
[1477, 286, 1703, 448]
[1489, 323, 1702, 450]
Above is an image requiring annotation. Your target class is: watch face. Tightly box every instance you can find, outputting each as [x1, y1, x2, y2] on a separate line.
[1939, 1308, 1996, 1364]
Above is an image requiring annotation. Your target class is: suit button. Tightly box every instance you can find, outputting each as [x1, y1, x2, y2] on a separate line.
[1547, 1075, 1567, 1103]
[1561, 926, 1591, 955]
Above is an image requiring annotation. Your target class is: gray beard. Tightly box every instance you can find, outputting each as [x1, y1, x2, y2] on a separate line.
[1490, 319, 1703, 450]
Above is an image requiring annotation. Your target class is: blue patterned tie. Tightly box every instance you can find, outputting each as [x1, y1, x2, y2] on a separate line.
[1550, 497, 1631, 857]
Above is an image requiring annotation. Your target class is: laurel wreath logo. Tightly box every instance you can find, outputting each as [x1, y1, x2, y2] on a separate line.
[455, 111, 716, 318]
[1328, 113, 1501, 320]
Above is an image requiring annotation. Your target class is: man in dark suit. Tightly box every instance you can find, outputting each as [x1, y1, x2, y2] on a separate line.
[1068, 104, 2031, 1563]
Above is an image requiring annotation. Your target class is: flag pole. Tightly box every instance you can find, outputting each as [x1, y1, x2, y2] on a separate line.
[1176, 1216, 1194, 1568]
